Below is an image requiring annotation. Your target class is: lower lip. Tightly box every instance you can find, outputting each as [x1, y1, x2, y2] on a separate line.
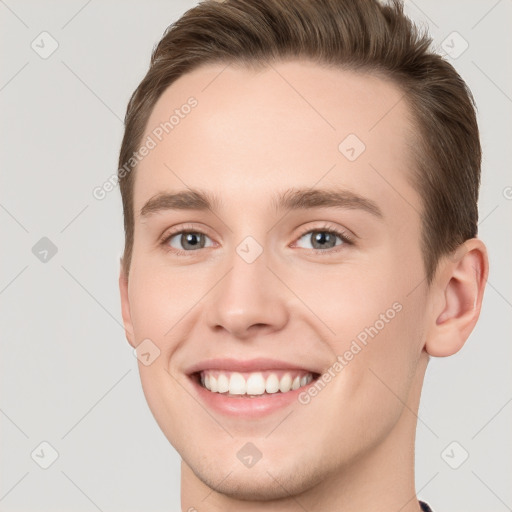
[189, 374, 317, 418]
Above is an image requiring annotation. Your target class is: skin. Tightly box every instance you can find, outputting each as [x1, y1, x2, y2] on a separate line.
[119, 60, 488, 512]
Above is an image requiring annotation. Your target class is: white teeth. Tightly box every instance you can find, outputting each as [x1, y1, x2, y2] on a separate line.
[228, 373, 246, 394]
[246, 372, 266, 395]
[200, 370, 315, 395]
[265, 374, 280, 394]
[217, 373, 230, 393]
[279, 374, 292, 393]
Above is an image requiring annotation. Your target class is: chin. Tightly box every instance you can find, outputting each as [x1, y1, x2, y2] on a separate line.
[186, 452, 326, 502]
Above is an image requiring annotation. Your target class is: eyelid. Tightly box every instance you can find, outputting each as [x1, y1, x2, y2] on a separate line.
[160, 222, 212, 238]
[292, 222, 356, 246]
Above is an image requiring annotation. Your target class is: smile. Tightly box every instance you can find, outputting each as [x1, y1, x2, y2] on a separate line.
[199, 369, 315, 396]
[186, 358, 322, 417]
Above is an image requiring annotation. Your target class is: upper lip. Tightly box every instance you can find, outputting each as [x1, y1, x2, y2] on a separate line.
[185, 358, 321, 375]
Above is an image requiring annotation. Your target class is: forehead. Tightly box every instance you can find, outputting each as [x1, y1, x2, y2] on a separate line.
[134, 59, 420, 223]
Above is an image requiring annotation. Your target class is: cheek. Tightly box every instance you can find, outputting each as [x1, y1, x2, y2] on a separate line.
[316, 303, 425, 456]
[129, 284, 168, 339]
[128, 264, 196, 341]
[312, 263, 426, 410]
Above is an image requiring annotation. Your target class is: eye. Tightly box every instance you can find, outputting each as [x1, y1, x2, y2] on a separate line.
[160, 223, 354, 256]
[293, 225, 353, 253]
[162, 230, 215, 253]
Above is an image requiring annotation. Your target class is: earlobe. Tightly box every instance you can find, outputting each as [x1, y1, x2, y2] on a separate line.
[425, 239, 489, 357]
[119, 258, 136, 348]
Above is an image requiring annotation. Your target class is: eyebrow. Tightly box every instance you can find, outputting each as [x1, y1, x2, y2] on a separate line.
[139, 187, 383, 219]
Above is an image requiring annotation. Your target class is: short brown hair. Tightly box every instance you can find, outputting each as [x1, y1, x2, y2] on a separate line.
[118, 0, 481, 284]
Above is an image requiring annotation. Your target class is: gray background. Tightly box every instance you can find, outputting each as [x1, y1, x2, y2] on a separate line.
[1, 1, 511, 511]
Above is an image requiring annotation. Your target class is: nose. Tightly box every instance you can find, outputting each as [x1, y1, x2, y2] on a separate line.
[204, 244, 289, 339]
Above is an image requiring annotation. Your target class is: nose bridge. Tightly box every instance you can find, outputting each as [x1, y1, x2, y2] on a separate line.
[205, 234, 288, 337]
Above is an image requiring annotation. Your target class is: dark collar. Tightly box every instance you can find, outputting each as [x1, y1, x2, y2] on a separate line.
[419, 500, 433, 512]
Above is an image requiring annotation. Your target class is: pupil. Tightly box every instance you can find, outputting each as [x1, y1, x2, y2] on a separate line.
[313, 232, 334, 249]
[183, 233, 203, 249]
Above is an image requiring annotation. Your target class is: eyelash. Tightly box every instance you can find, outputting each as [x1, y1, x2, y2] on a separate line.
[159, 222, 354, 257]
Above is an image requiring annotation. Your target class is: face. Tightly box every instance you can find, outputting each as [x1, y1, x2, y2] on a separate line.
[120, 60, 433, 500]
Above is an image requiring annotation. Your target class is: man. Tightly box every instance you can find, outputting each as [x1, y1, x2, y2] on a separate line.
[117, 0, 488, 510]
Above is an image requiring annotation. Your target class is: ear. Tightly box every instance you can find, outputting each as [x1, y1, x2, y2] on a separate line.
[425, 238, 489, 357]
[119, 257, 136, 348]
